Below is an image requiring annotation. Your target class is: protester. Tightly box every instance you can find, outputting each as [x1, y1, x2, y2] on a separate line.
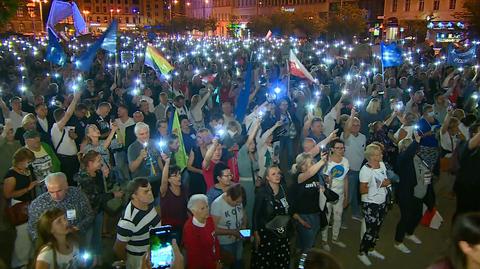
[183, 194, 221, 269]
[206, 162, 233, 205]
[0, 120, 22, 180]
[3, 148, 37, 268]
[114, 177, 161, 269]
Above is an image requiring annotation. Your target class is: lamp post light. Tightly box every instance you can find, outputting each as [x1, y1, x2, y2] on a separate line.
[203, 0, 209, 19]
[82, 10, 90, 22]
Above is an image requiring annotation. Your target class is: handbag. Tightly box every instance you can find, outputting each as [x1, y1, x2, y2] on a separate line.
[265, 215, 291, 238]
[5, 201, 29, 226]
[324, 187, 339, 203]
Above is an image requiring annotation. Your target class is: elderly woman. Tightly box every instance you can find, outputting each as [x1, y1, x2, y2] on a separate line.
[357, 144, 391, 266]
[3, 148, 39, 269]
[393, 112, 417, 143]
[183, 194, 221, 269]
[394, 131, 432, 254]
[290, 152, 328, 252]
[251, 165, 291, 269]
[14, 113, 50, 146]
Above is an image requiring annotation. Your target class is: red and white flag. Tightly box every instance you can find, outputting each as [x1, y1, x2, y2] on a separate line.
[289, 50, 316, 83]
[201, 73, 217, 84]
[265, 30, 272, 40]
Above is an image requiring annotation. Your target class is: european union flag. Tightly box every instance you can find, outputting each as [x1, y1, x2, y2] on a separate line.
[235, 56, 253, 122]
[447, 44, 477, 67]
[74, 20, 117, 71]
[381, 42, 403, 68]
[45, 28, 66, 66]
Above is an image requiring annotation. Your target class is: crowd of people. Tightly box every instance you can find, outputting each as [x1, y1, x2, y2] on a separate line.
[0, 34, 480, 269]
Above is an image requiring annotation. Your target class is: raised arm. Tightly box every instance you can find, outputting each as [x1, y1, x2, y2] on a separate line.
[343, 107, 357, 140]
[202, 139, 219, 169]
[160, 156, 171, 197]
[187, 150, 202, 174]
[57, 91, 81, 131]
[102, 121, 119, 149]
[0, 98, 8, 116]
[440, 110, 453, 134]
[297, 152, 328, 183]
[259, 121, 282, 146]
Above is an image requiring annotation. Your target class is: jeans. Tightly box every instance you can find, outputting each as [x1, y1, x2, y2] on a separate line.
[296, 213, 321, 252]
[113, 150, 130, 183]
[88, 212, 104, 256]
[348, 170, 361, 218]
[322, 192, 345, 242]
[220, 241, 243, 269]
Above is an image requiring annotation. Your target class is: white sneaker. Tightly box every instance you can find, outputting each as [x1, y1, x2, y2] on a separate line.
[332, 240, 347, 248]
[368, 250, 385, 260]
[395, 243, 411, 254]
[358, 254, 372, 266]
[352, 216, 363, 222]
[406, 234, 422, 244]
[322, 243, 331, 252]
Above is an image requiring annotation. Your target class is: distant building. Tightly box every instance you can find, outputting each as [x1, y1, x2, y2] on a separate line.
[0, 0, 43, 34]
[383, 0, 469, 42]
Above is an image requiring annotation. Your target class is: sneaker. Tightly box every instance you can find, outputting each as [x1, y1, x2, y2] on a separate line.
[368, 250, 385, 260]
[358, 254, 372, 266]
[322, 243, 331, 252]
[394, 243, 411, 254]
[406, 234, 422, 244]
[332, 240, 347, 248]
[352, 215, 363, 222]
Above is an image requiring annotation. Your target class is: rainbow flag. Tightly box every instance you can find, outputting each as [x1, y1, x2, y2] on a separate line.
[171, 110, 188, 170]
[145, 45, 174, 75]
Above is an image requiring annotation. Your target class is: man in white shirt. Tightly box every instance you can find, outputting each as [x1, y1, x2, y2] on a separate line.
[51, 90, 81, 186]
[0, 96, 28, 133]
[340, 108, 366, 220]
[115, 104, 135, 181]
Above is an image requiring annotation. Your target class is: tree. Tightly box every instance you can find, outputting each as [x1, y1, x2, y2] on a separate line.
[400, 20, 428, 42]
[292, 12, 325, 38]
[269, 12, 294, 36]
[247, 15, 272, 36]
[460, 0, 480, 37]
[325, 3, 367, 41]
[205, 18, 218, 32]
[0, 0, 19, 27]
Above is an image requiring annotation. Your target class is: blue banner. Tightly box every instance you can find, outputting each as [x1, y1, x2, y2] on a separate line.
[447, 45, 477, 67]
[380, 42, 403, 68]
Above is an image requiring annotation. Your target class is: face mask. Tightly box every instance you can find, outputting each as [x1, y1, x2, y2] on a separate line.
[427, 112, 435, 117]
[228, 130, 237, 137]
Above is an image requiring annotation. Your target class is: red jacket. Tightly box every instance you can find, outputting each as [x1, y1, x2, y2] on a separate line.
[182, 216, 220, 269]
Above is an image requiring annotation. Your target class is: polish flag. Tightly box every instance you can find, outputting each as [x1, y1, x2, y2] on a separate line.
[265, 30, 272, 39]
[289, 50, 316, 83]
[201, 73, 217, 84]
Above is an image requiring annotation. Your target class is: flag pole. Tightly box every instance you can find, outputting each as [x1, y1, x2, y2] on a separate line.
[286, 59, 291, 99]
[114, 52, 118, 84]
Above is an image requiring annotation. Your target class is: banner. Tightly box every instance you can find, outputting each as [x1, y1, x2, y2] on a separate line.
[447, 44, 477, 67]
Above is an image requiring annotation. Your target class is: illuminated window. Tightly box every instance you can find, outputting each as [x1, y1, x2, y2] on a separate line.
[392, 0, 397, 12]
[433, 0, 440, 10]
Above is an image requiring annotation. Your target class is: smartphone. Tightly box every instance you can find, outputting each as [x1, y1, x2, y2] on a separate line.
[239, 229, 251, 238]
[150, 225, 174, 269]
[298, 253, 307, 269]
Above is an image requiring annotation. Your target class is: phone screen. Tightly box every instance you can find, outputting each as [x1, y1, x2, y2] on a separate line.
[239, 229, 251, 238]
[150, 225, 174, 269]
[298, 253, 307, 269]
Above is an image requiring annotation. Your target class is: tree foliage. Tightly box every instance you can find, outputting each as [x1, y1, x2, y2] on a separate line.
[324, 3, 367, 41]
[461, 0, 480, 37]
[247, 12, 324, 38]
[166, 17, 218, 33]
[400, 20, 428, 42]
[0, 0, 20, 27]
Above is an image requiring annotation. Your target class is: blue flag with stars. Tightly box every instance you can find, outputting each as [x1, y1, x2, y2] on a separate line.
[380, 42, 403, 68]
[45, 28, 66, 66]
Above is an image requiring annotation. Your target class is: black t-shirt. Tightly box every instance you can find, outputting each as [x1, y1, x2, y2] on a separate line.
[291, 173, 321, 214]
[4, 169, 35, 202]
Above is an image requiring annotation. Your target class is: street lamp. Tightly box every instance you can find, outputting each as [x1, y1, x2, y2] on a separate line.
[170, 0, 178, 21]
[32, 0, 48, 33]
[82, 10, 90, 22]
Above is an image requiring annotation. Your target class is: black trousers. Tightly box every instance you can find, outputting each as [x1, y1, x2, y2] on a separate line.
[58, 154, 80, 186]
[395, 196, 423, 243]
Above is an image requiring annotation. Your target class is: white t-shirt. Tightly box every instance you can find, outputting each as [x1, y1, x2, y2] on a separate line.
[359, 162, 388, 204]
[340, 132, 366, 171]
[51, 123, 78, 156]
[7, 110, 28, 133]
[210, 194, 243, 245]
[36, 245, 79, 269]
[323, 157, 350, 194]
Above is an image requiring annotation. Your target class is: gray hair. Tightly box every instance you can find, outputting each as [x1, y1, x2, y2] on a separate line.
[45, 172, 68, 186]
[134, 122, 149, 136]
[187, 194, 208, 211]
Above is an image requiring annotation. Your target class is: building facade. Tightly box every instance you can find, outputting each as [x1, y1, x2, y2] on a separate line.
[383, 0, 469, 41]
[0, 0, 43, 35]
[186, 0, 366, 35]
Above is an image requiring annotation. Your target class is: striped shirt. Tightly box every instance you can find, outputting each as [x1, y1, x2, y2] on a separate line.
[116, 202, 161, 256]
